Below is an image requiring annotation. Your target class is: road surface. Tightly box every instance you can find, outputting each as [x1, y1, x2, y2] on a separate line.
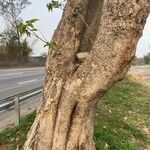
[130, 65, 150, 86]
[0, 67, 45, 100]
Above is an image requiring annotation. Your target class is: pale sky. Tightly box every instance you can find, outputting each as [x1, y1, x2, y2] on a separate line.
[0, 0, 150, 57]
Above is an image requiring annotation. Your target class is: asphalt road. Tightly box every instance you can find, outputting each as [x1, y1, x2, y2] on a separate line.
[0, 67, 45, 100]
[131, 65, 150, 76]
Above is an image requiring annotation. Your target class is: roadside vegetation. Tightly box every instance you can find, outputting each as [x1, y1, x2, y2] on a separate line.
[0, 77, 149, 150]
[132, 53, 150, 65]
[0, 29, 46, 68]
[0, 0, 47, 68]
[0, 0, 32, 66]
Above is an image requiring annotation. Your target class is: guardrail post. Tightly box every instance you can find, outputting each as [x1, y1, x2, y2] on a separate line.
[14, 97, 20, 126]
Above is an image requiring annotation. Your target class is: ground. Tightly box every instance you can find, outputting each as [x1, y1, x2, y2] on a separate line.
[95, 77, 150, 150]
[0, 77, 150, 150]
[129, 65, 150, 87]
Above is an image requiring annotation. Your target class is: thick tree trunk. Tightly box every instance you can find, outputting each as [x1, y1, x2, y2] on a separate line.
[24, 0, 150, 149]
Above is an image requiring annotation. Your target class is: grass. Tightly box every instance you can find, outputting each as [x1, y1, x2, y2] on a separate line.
[0, 112, 36, 150]
[95, 77, 150, 150]
[0, 77, 150, 150]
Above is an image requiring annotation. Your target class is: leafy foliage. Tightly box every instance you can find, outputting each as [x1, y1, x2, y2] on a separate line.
[46, 0, 62, 11]
[16, 19, 38, 37]
[0, 0, 31, 42]
[144, 53, 150, 64]
[5, 39, 32, 61]
[43, 41, 57, 50]
[17, 19, 58, 49]
[0, 0, 31, 17]
[15, 1, 63, 49]
[0, 27, 32, 61]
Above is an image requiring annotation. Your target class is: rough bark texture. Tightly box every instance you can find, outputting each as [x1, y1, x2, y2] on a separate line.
[24, 0, 150, 149]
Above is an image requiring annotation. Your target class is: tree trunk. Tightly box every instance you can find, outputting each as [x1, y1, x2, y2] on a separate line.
[24, 0, 150, 149]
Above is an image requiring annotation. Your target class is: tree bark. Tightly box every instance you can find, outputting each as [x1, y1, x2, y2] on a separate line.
[24, 0, 150, 149]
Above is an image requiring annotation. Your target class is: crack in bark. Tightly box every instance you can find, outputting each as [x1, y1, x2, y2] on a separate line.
[65, 102, 78, 149]
[50, 79, 68, 149]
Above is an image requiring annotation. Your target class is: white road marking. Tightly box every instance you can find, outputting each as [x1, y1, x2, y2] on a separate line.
[0, 72, 23, 77]
[17, 79, 37, 85]
[0, 85, 23, 93]
[0, 78, 43, 93]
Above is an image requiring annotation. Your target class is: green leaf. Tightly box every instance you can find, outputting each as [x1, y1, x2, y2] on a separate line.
[17, 18, 39, 37]
[26, 19, 38, 28]
[47, 3, 53, 11]
[26, 23, 34, 28]
[44, 41, 57, 49]
[17, 23, 27, 35]
[26, 19, 39, 24]
[47, 1, 61, 11]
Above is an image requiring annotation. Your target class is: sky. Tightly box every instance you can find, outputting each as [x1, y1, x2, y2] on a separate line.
[0, 0, 150, 57]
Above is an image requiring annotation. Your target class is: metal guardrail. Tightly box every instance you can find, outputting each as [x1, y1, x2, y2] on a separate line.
[0, 87, 42, 112]
[0, 86, 42, 101]
[0, 87, 42, 126]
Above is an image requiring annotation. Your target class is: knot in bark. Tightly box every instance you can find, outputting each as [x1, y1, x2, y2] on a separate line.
[72, 6, 81, 17]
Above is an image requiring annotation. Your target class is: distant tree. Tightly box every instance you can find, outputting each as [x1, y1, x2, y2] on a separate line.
[40, 52, 47, 58]
[131, 56, 146, 66]
[0, 27, 16, 44]
[0, 0, 31, 43]
[0, 26, 32, 61]
[5, 36, 32, 61]
[0, 44, 7, 61]
[144, 53, 150, 64]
